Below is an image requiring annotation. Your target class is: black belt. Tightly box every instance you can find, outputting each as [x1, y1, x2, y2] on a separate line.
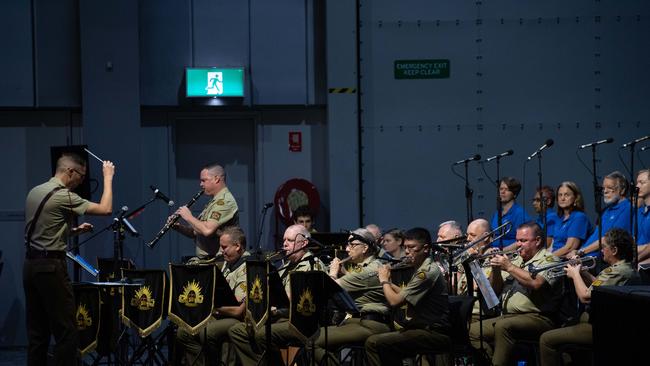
[26, 249, 66, 260]
[358, 312, 392, 324]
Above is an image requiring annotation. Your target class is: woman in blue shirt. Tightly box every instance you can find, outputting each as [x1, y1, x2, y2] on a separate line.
[551, 181, 592, 257]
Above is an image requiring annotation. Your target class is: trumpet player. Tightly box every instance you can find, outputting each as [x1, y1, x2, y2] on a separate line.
[469, 222, 563, 366]
[539, 228, 639, 366]
[171, 163, 239, 259]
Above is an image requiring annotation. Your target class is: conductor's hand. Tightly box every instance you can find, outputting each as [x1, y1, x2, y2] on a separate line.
[102, 161, 115, 179]
[72, 222, 94, 235]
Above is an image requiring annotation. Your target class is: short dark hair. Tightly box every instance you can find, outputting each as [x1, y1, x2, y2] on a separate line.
[517, 221, 543, 243]
[221, 226, 246, 249]
[382, 228, 405, 246]
[604, 228, 634, 262]
[293, 205, 313, 220]
[501, 177, 522, 197]
[403, 227, 432, 246]
[56, 153, 87, 173]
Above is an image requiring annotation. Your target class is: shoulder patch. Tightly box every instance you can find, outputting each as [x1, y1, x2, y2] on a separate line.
[592, 279, 603, 287]
[211, 211, 222, 220]
[239, 283, 247, 291]
[417, 271, 426, 280]
[604, 267, 612, 273]
[216, 199, 225, 206]
[545, 255, 556, 263]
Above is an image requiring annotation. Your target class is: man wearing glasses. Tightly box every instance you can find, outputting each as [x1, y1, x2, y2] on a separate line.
[577, 171, 631, 257]
[23, 153, 115, 365]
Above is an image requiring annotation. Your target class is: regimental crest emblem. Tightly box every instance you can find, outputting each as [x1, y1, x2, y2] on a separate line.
[296, 288, 316, 316]
[76, 303, 93, 330]
[131, 286, 156, 311]
[178, 280, 204, 307]
[249, 275, 264, 304]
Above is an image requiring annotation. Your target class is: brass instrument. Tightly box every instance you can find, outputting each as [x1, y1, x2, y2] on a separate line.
[452, 221, 513, 266]
[528, 256, 596, 279]
[478, 248, 521, 267]
[146, 190, 203, 249]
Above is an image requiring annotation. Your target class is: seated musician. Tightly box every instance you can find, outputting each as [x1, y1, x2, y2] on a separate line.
[171, 163, 239, 260]
[380, 228, 405, 260]
[175, 226, 250, 366]
[311, 228, 392, 363]
[550, 181, 592, 257]
[469, 222, 563, 366]
[435, 220, 464, 274]
[539, 228, 639, 366]
[365, 227, 451, 366]
[227, 224, 325, 366]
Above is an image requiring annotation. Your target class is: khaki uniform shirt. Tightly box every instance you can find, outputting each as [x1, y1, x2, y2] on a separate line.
[279, 251, 325, 296]
[195, 187, 238, 257]
[337, 256, 390, 315]
[400, 257, 450, 329]
[590, 260, 637, 288]
[222, 251, 250, 302]
[502, 248, 560, 314]
[25, 177, 90, 251]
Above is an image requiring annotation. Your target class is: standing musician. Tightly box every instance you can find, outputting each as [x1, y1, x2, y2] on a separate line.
[176, 226, 250, 366]
[311, 228, 392, 363]
[539, 228, 639, 365]
[227, 224, 325, 366]
[171, 163, 238, 259]
[577, 171, 631, 257]
[636, 169, 650, 264]
[365, 227, 451, 366]
[532, 185, 560, 248]
[23, 153, 115, 365]
[550, 181, 592, 257]
[469, 222, 563, 366]
[491, 177, 530, 250]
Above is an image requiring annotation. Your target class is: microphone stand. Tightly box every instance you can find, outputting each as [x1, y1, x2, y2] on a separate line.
[495, 157, 503, 250]
[464, 160, 474, 226]
[623, 143, 640, 266]
[536, 148, 547, 243]
[590, 145, 604, 253]
[255, 204, 273, 257]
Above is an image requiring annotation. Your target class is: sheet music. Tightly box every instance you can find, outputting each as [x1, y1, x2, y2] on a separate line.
[468, 260, 500, 309]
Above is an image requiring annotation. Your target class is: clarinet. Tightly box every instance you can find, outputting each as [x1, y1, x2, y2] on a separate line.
[146, 189, 203, 249]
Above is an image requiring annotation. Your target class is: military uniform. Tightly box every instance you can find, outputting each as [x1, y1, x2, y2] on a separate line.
[313, 256, 392, 364]
[176, 252, 250, 365]
[365, 257, 451, 366]
[195, 187, 238, 258]
[228, 251, 325, 366]
[469, 248, 562, 366]
[539, 260, 638, 366]
[23, 177, 90, 365]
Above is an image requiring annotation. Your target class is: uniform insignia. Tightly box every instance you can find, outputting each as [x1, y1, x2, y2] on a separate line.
[545, 256, 555, 263]
[604, 267, 612, 273]
[592, 279, 603, 287]
[239, 283, 247, 292]
[131, 286, 155, 311]
[417, 271, 426, 280]
[178, 280, 204, 307]
[296, 288, 316, 316]
[249, 276, 264, 304]
[76, 303, 93, 330]
[216, 199, 225, 206]
[210, 211, 221, 220]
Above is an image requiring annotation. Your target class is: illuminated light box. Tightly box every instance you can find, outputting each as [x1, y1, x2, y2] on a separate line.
[186, 67, 245, 97]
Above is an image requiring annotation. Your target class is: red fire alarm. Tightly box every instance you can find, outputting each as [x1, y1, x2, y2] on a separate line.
[289, 131, 302, 152]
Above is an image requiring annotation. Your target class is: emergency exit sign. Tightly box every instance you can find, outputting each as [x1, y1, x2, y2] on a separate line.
[186, 67, 245, 97]
[394, 59, 450, 79]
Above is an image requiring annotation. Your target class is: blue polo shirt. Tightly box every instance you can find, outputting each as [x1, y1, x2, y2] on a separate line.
[637, 205, 650, 246]
[581, 199, 631, 255]
[552, 210, 592, 252]
[490, 202, 530, 247]
[536, 210, 560, 239]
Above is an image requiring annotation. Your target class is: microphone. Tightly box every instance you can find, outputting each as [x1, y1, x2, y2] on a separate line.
[453, 154, 482, 165]
[641, 146, 650, 152]
[263, 202, 274, 209]
[117, 205, 128, 219]
[579, 138, 614, 149]
[114, 206, 139, 237]
[150, 185, 175, 206]
[527, 139, 554, 160]
[622, 135, 650, 148]
[485, 150, 514, 162]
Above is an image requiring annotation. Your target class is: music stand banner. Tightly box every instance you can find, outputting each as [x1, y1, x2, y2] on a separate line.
[73, 284, 101, 356]
[245, 260, 269, 330]
[96, 257, 134, 354]
[390, 266, 415, 328]
[121, 269, 167, 338]
[289, 271, 325, 341]
[168, 264, 216, 335]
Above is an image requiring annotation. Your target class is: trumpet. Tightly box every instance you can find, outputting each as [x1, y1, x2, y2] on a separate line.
[477, 248, 521, 267]
[146, 189, 203, 249]
[528, 256, 596, 279]
[452, 221, 513, 266]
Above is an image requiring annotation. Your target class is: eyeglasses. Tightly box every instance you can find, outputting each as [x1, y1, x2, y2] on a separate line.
[347, 241, 365, 248]
[601, 186, 618, 193]
[71, 168, 86, 179]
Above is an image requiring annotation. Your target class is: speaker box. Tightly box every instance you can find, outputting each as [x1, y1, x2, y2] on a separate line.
[50, 145, 92, 200]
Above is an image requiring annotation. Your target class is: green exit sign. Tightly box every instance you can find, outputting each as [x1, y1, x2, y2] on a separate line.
[186, 67, 245, 97]
[394, 59, 450, 79]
